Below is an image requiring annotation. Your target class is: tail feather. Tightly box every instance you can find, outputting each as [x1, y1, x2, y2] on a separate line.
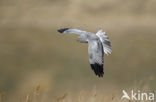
[96, 29, 112, 55]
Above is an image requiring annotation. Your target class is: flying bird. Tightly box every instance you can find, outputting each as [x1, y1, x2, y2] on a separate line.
[57, 28, 112, 77]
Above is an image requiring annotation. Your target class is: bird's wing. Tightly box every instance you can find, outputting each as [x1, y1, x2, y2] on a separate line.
[88, 40, 104, 77]
[58, 28, 93, 35]
[96, 29, 112, 55]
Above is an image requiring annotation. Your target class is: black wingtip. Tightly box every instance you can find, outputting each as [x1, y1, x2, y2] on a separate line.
[90, 63, 104, 77]
[57, 28, 69, 33]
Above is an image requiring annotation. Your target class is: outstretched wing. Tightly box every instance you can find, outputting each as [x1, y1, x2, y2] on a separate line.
[58, 28, 97, 43]
[88, 40, 104, 77]
[58, 28, 93, 35]
[96, 29, 112, 55]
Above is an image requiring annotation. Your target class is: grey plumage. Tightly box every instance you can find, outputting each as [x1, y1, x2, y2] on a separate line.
[57, 28, 112, 77]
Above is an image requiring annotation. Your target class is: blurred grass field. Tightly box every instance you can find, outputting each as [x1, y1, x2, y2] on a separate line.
[0, 0, 156, 102]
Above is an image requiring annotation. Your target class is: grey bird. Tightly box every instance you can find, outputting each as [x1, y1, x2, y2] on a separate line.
[57, 28, 112, 77]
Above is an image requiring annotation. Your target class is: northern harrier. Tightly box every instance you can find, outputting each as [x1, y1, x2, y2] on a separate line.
[58, 28, 112, 77]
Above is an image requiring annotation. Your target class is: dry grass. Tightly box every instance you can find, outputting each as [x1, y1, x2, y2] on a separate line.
[1, 81, 153, 102]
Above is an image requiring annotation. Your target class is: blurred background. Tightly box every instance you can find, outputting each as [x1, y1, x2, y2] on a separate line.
[0, 0, 156, 101]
